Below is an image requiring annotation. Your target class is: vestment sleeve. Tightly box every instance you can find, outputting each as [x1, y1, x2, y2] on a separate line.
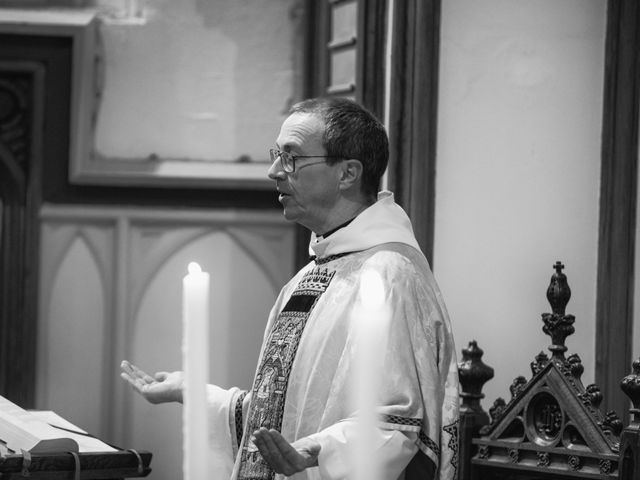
[205, 384, 250, 475]
[307, 422, 418, 479]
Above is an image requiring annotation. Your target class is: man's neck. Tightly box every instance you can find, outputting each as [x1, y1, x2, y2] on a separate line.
[317, 217, 356, 239]
[315, 201, 373, 238]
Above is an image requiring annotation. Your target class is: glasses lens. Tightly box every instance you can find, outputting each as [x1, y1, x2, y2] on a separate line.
[270, 149, 294, 172]
[280, 151, 294, 172]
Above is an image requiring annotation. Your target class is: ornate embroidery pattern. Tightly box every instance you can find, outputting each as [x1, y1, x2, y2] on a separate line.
[312, 251, 357, 265]
[235, 391, 248, 448]
[443, 420, 459, 474]
[381, 414, 422, 429]
[237, 267, 336, 480]
[418, 429, 441, 457]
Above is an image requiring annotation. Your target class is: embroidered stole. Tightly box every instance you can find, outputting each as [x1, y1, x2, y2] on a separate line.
[237, 266, 335, 480]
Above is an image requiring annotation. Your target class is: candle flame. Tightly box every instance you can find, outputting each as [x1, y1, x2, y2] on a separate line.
[187, 262, 202, 275]
[359, 269, 385, 309]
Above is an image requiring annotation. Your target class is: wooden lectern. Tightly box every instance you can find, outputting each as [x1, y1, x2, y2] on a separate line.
[0, 450, 152, 479]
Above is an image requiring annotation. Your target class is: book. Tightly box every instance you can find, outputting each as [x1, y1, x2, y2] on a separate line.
[0, 395, 117, 454]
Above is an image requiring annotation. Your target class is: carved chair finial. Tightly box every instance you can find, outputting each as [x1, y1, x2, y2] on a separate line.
[542, 261, 575, 359]
[620, 356, 640, 425]
[547, 261, 570, 315]
[458, 341, 494, 426]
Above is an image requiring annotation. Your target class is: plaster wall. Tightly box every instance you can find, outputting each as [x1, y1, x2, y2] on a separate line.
[93, 0, 301, 162]
[434, 0, 606, 407]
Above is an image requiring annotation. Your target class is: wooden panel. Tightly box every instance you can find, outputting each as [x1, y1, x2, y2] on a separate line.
[355, 0, 386, 119]
[327, 0, 358, 96]
[0, 60, 45, 408]
[329, 47, 357, 89]
[596, 0, 640, 422]
[331, 0, 357, 41]
[387, 0, 441, 265]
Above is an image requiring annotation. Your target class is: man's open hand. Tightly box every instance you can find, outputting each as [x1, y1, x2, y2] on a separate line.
[251, 428, 321, 475]
[120, 360, 184, 404]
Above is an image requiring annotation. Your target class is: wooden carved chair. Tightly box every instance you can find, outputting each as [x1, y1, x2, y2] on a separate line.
[457, 262, 640, 480]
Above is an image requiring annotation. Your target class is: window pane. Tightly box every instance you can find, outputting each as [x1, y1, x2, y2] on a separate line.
[330, 47, 356, 88]
[331, 0, 357, 43]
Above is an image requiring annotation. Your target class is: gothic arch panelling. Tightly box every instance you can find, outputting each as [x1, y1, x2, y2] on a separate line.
[226, 225, 297, 290]
[38, 235, 107, 435]
[38, 204, 295, 450]
[124, 229, 281, 478]
[38, 221, 116, 317]
[126, 223, 292, 323]
[127, 226, 220, 322]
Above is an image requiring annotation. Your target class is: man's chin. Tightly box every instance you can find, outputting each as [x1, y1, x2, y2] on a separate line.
[281, 206, 305, 225]
[282, 209, 299, 222]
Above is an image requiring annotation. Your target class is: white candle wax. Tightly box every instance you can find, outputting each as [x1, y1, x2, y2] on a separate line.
[182, 262, 210, 480]
[352, 269, 389, 480]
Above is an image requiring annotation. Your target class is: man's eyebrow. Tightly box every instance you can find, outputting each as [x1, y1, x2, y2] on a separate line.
[276, 143, 297, 152]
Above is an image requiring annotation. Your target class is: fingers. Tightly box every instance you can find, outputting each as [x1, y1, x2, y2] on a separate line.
[121, 360, 144, 381]
[120, 361, 156, 396]
[270, 431, 307, 465]
[131, 363, 156, 384]
[120, 360, 135, 377]
[120, 371, 139, 390]
[252, 428, 289, 473]
[121, 361, 156, 384]
[252, 428, 307, 475]
[121, 361, 141, 388]
[120, 362, 182, 404]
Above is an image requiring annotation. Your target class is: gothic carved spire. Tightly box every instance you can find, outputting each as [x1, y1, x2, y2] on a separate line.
[541, 261, 575, 359]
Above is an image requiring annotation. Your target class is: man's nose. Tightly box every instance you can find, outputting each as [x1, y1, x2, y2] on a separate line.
[267, 157, 286, 180]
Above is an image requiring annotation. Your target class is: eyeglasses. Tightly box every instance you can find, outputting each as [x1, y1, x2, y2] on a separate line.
[269, 148, 336, 173]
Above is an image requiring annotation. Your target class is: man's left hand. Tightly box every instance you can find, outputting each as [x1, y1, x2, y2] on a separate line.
[252, 428, 321, 475]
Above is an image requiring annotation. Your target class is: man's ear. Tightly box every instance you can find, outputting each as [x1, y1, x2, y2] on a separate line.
[338, 159, 364, 190]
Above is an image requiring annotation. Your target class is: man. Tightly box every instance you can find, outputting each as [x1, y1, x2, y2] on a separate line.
[121, 97, 459, 479]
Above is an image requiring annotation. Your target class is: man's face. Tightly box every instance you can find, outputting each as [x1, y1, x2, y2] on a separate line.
[268, 112, 342, 233]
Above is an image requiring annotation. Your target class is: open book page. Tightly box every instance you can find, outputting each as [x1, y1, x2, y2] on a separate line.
[28, 411, 117, 453]
[0, 396, 78, 453]
[0, 395, 115, 453]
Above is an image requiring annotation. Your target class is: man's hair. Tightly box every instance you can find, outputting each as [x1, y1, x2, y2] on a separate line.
[289, 97, 388, 198]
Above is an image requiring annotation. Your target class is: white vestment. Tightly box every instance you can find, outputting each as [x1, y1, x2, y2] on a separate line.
[207, 192, 459, 480]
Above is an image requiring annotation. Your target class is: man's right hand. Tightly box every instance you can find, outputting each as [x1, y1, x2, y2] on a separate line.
[120, 360, 184, 404]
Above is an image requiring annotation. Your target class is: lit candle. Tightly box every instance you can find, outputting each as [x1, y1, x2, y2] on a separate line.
[352, 269, 389, 480]
[182, 262, 210, 480]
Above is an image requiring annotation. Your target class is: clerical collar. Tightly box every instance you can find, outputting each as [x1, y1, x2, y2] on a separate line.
[316, 217, 356, 240]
